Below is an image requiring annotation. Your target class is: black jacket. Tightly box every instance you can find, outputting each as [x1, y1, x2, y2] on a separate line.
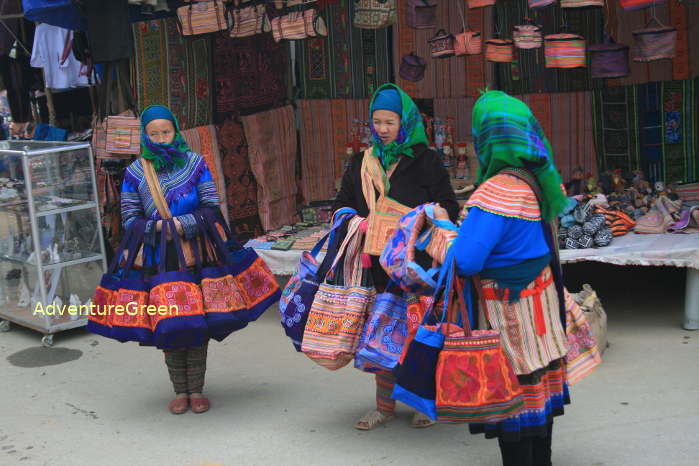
[333, 144, 459, 289]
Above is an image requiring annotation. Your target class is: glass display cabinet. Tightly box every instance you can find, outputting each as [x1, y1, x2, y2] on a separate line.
[0, 141, 107, 346]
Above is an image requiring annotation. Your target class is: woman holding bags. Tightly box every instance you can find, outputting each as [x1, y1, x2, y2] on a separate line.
[90, 105, 280, 415]
[334, 83, 459, 430]
[447, 90, 571, 466]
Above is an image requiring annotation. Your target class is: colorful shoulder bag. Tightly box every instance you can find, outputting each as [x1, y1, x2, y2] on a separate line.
[177, 0, 229, 36]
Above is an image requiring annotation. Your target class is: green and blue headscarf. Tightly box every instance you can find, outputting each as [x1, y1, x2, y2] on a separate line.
[472, 90, 567, 222]
[369, 83, 429, 170]
[140, 105, 191, 171]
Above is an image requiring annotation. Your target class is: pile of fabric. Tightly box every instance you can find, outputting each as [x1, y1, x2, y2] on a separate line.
[558, 197, 616, 249]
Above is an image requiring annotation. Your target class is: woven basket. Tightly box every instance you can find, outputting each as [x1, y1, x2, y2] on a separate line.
[544, 33, 586, 68]
[486, 39, 514, 63]
[513, 24, 543, 49]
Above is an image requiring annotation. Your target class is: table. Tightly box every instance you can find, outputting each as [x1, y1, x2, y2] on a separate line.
[253, 232, 699, 330]
[559, 232, 699, 330]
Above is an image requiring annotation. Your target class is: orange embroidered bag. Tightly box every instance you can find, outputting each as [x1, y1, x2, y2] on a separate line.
[361, 148, 413, 256]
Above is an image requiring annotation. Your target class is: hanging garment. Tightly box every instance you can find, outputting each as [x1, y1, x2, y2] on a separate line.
[30, 23, 89, 89]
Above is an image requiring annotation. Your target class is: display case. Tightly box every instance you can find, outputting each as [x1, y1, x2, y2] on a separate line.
[0, 141, 106, 346]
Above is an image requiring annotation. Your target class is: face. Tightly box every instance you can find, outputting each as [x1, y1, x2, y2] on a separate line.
[145, 118, 176, 145]
[372, 110, 401, 146]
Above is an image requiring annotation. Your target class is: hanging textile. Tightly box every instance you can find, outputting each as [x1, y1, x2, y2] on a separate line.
[296, 0, 391, 98]
[131, 18, 213, 129]
[548, 92, 598, 181]
[241, 105, 298, 231]
[213, 32, 289, 121]
[297, 98, 371, 202]
[181, 125, 229, 223]
[216, 117, 263, 240]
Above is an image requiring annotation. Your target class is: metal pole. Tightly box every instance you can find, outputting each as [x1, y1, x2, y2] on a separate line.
[684, 268, 699, 330]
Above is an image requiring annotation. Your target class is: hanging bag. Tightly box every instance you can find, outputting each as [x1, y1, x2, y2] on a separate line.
[88, 220, 146, 339]
[192, 211, 250, 342]
[399, 53, 427, 82]
[619, 0, 666, 10]
[435, 267, 525, 424]
[354, 282, 410, 373]
[485, 39, 514, 63]
[361, 148, 413, 256]
[105, 112, 141, 155]
[529, 0, 557, 7]
[406, 0, 437, 30]
[544, 33, 586, 68]
[561, 0, 604, 6]
[301, 217, 377, 370]
[513, 22, 543, 50]
[429, 29, 456, 59]
[353, 0, 397, 30]
[200, 208, 282, 323]
[177, 0, 229, 36]
[564, 288, 602, 385]
[589, 36, 630, 78]
[392, 251, 459, 420]
[229, 0, 270, 38]
[271, 6, 328, 42]
[631, 15, 677, 62]
[467, 0, 496, 7]
[279, 209, 356, 351]
[454, 8, 482, 56]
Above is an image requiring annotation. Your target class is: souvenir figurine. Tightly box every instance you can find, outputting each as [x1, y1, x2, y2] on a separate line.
[69, 294, 81, 320]
[612, 169, 626, 193]
[456, 142, 468, 180]
[17, 281, 30, 307]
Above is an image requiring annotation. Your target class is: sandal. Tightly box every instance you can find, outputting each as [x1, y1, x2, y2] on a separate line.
[168, 396, 189, 415]
[353, 410, 395, 431]
[411, 411, 435, 428]
[190, 396, 210, 414]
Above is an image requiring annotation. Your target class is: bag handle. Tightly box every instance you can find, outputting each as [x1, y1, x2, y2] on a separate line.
[326, 215, 363, 280]
[157, 219, 189, 274]
[310, 208, 356, 258]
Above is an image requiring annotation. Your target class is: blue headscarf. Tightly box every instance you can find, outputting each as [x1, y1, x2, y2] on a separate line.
[140, 105, 190, 171]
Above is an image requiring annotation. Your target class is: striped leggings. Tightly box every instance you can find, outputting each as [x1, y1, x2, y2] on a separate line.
[375, 371, 396, 414]
[163, 341, 209, 395]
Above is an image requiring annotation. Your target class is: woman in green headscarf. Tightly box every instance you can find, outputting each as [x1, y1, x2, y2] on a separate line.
[334, 83, 459, 430]
[451, 91, 572, 466]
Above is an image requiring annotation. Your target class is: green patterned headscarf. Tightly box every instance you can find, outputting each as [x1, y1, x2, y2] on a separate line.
[369, 83, 429, 170]
[140, 105, 191, 171]
[472, 90, 567, 221]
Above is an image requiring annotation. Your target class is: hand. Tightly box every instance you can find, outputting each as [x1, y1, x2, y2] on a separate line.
[432, 204, 450, 221]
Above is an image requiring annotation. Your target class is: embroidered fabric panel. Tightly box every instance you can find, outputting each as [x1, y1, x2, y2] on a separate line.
[465, 174, 542, 221]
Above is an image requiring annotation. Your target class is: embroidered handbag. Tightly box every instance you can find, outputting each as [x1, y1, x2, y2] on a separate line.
[467, 0, 496, 7]
[149, 220, 208, 349]
[528, 0, 557, 7]
[361, 149, 413, 256]
[200, 208, 281, 322]
[353, 0, 397, 30]
[589, 36, 630, 78]
[105, 113, 140, 155]
[192, 212, 250, 342]
[399, 53, 427, 82]
[88, 220, 146, 339]
[302, 217, 377, 370]
[108, 222, 154, 344]
[564, 288, 602, 385]
[544, 33, 586, 68]
[392, 254, 457, 420]
[271, 7, 327, 42]
[279, 209, 355, 351]
[513, 23, 543, 50]
[406, 0, 437, 30]
[229, 0, 270, 38]
[454, 30, 482, 56]
[177, 0, 228, 36]
[619, 0, 666, 10]
[429, 29, 456, 59]
[632, 24, 677, 62]
[380, 203, 455, 294]
[354, 283, 410, 373]
[560, 0, 603, 6]
[485, 39, 514, 63]
[435, 271, 525, 424]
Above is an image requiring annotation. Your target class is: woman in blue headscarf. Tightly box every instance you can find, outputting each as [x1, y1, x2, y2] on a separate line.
[335, 84, 459, 430]
[120, 105, 220, 415]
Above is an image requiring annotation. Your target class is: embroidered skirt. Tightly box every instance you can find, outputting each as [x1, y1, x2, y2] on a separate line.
[469, 358, 570, 441]
[478, 266, 568, 376]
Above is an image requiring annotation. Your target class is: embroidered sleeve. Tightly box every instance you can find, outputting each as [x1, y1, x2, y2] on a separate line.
[121, 167, 144, 232]
[197, 162, 220, 208]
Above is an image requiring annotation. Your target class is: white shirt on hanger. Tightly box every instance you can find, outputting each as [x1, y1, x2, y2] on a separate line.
[30, 23, 89, 90]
